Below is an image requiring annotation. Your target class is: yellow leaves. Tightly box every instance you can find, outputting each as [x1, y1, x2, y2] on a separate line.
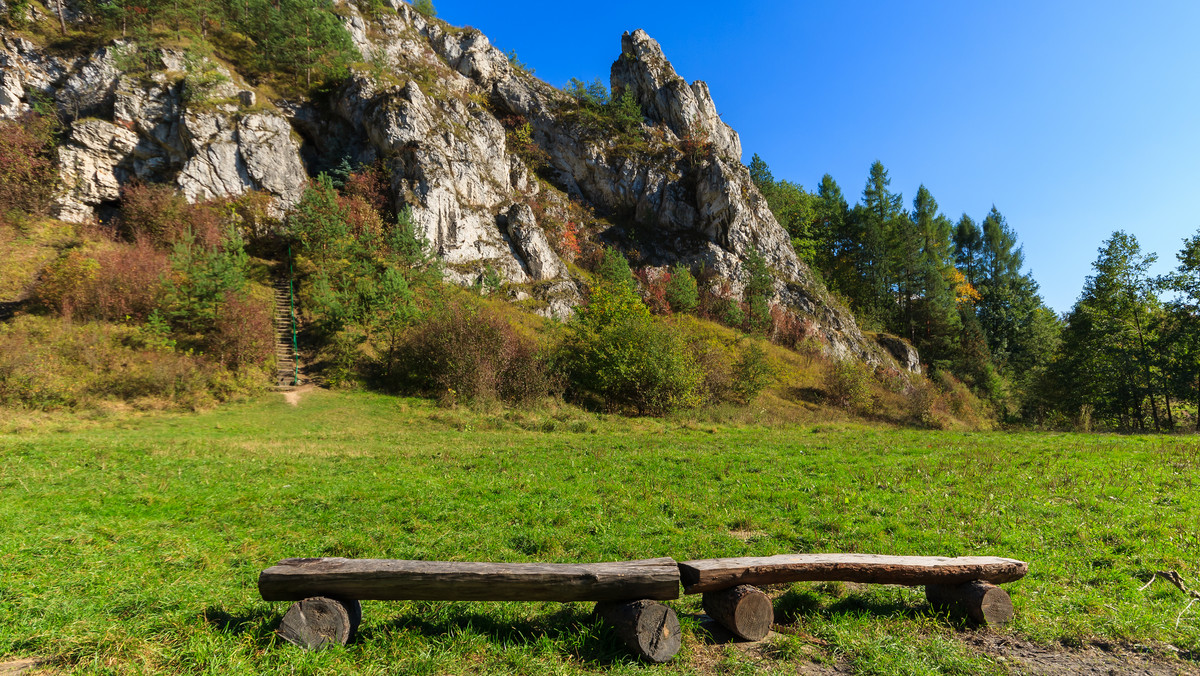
[947, 267, 981, 306]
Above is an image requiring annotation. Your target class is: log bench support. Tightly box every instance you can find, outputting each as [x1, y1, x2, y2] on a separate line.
[277, 596, 362, 650]
[594, 599, 681, 663]
[925, 580, 1015, 626]
[702, 584, 773, 641]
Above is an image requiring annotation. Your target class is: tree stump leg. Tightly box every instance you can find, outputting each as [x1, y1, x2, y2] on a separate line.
[926, 580, 1014, 626]
[702, 584, 773, 641]
[594, 599, 681, 663]
[277, 596, 362, 650]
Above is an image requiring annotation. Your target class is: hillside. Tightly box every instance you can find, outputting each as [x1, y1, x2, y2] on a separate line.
[0, 0, 904, 367]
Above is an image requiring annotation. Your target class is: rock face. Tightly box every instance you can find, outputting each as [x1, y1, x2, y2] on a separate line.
[0, 40, 305, 222]
[610, 29, 741, 161]
[0, 5, 913, 367]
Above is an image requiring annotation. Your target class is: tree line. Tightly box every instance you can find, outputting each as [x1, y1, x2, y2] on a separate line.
[4, 0, 358, 94]
[751, 155, 1200, 431]
[750, 156, 1059, 419]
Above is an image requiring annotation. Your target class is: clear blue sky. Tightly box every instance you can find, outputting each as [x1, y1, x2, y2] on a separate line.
[434, 1, 1200, 314]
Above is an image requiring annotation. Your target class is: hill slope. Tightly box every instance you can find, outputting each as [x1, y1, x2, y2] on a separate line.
[0, 0, 910, 369]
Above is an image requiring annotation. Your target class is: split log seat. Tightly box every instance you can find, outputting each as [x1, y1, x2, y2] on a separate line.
[258, 556, 682, 662]
[680, 554, 1028, 636]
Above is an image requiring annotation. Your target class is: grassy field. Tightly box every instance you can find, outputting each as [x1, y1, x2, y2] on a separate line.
[1, 390, 1198, 674]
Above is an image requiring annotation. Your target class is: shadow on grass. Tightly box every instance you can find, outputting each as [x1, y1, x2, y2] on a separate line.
[358, 603, 636, 666]
[773, 586, 976, 631]
[201, 604, 281, 648]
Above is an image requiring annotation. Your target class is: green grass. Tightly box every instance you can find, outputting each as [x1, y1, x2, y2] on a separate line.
[1, 390, 1198, 674]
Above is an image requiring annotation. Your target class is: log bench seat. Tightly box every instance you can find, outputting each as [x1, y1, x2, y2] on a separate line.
[257, 553, 1028, 660]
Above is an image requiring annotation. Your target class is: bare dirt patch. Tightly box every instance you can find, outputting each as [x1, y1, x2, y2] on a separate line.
[282, 384, 318, 406]
[0, 658, 45, 676]
[965, 634, 1200, 675]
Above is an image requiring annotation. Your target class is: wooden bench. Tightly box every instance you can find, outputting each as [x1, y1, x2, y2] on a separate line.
[258, 557, 683, 662]
[679, 554, 1028, 640]
[257, 553, 1028, 662]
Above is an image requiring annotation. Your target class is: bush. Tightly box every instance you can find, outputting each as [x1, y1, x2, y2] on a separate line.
[0, 113, 57, 223]
[825, 359, 871, 411]
[412, 0, 435, 17]
[634, 268, 671, 315]
[0, 316, 256, 410]
[86, 242, 171, 321]
[207, 290, 273, 370]
[665, 263, 699, 313]
[562, 311, 704, 415]
[563, 253, 704, 414]
[731, 342, 774, 404]
[33, 250, 100, 318]
[118, 182, 224, 248]
[395, 301, 553, 405]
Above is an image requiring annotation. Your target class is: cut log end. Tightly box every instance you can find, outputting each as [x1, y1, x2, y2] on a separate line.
[595, 599, 682, 663]
[926, 581, 1014, 626]
[702, 584, 773, 641]
[277, 597, 363, 650]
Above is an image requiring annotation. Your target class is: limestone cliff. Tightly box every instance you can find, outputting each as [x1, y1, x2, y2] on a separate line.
[0, 0, 908, 367]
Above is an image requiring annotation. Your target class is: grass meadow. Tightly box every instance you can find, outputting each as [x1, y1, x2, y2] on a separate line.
[1, 390, 1198, 674]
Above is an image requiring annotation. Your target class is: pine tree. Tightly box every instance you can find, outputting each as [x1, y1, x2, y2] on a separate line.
[953, 214, 984, 289]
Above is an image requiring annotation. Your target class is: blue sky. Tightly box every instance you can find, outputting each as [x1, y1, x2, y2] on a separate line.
[434, 1, 1200, 313]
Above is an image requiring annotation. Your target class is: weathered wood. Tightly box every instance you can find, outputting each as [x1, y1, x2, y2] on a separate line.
[259, 557, 681, 602]
[277, 596, 362, 650]
[679, 554, 1028, 594]
[926, 581, 1015, 626]
[702, 584, 773, 641]
[594, 599, 681, 663]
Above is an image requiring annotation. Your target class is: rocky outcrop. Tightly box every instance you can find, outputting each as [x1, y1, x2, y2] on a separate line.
[0, 6, 913, 368]
[0, 36, 306, 221]
[56, 118, 139, 222]
[610, 29, 741, 161]
[876, 334, 922, 374]
[0, 35, 74, 118]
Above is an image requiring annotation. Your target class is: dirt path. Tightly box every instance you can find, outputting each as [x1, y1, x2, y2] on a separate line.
[0, 658, 44, 676]
[282, 384, 317, 406]
[965, 635, 1198, 675]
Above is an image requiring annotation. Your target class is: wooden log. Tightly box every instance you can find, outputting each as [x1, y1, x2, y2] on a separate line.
[702, 584, 773, 641]
[259, 557, 681, 602]
[277, 596, 362, 650]
[925, 581, 1015, 626]
[678, 554, 1028, 594]
[594, 599, 681, 663]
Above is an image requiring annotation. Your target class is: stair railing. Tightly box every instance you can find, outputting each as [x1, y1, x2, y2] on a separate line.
[288, 245, 299, 387]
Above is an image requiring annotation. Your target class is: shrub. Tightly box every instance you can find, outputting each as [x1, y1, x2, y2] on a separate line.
[395, 301, 553, 405]
[665, 263, 699, 313]
[731, 341, 774, 404]
[207, 290, 273, 370]
[118, 182, 224, 248]
[412, 0, 435, 17]
[84, 241, 169, 321]
[0, 316, 256, 410]
[501, 116, 550, 171]
[635, 268, 672, 315]
[769, 305, 817, 349]
[342, 161, 393, 221]
[562, 311, 703, 415]
[0, 113, 57, 223]
[824, 359, 872, 411]
[33, 250, 100, 318]
[563, 255, 704, 414]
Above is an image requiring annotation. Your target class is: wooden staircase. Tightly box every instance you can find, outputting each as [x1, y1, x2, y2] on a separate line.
[273, 278, 300, 387]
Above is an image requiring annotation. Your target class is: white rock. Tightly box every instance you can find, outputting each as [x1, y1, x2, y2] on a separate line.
[55, 118, 139, 222]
